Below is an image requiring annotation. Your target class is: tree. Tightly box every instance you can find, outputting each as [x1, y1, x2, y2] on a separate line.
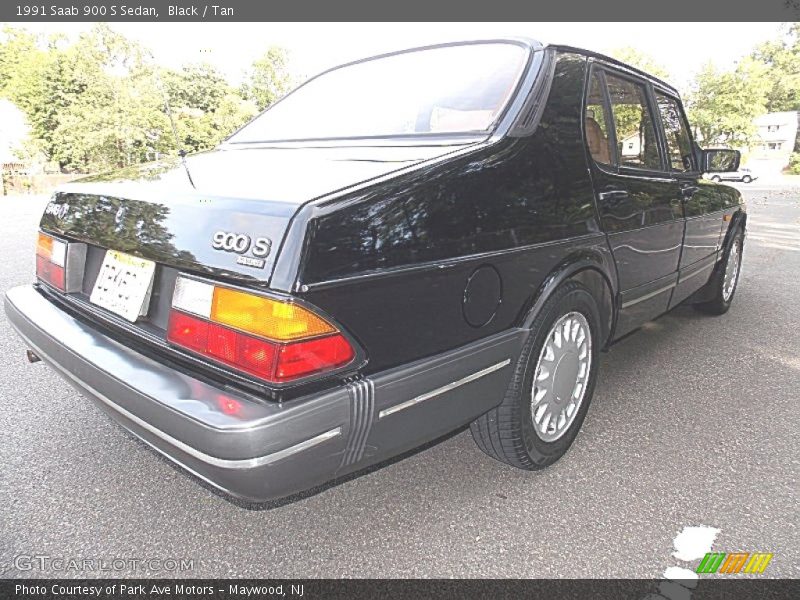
[0, 24, 172, 171]
[161, 63, 230, 113]
[685, 58, 771, 147]
[751, 23, 800, 113]
[202, 93, 258, 145]
[0, 25, 269, 172]
[607, 46, 671, 82]
[240, 46, 292, 111]
[158, 63, 258, 153]
[0, 26, 42, 96]
[48, 25, 172, 171]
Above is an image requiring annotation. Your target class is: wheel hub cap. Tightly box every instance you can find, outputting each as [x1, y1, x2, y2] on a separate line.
[723, 240, 741, 302]
[531, 312, 592, 442]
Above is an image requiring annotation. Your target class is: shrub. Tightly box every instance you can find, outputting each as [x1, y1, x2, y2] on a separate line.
[788, 153, 800, 175]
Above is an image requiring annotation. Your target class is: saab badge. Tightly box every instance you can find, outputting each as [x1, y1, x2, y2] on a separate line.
[211, 231, 272, 269]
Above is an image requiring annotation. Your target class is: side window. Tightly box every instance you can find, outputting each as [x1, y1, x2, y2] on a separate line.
[604, 73, 662, 171]
[655, 92, 696, 172]
[585, 71, 615, 166]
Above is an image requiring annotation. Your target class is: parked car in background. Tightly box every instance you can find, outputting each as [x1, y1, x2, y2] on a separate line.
[5, 39, 746, 503]
[704, 167, 758, 183]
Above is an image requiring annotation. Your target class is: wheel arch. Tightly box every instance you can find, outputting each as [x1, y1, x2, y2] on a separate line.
[687, 208, 746, 305]
[519, 251, 617, 349]
[722, 208, 747, 250]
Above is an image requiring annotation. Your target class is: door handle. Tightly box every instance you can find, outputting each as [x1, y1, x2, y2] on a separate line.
[680, 185, 700, 199]
[597, 188, 629, 202]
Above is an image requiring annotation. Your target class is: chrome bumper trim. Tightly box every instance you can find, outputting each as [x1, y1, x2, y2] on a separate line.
[379, 358, 511, 419]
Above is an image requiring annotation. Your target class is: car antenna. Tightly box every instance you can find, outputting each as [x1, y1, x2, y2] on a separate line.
[147, 50, 195, 188]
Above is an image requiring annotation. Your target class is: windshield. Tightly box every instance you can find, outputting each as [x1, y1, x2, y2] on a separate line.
[228, 43, 529, 143]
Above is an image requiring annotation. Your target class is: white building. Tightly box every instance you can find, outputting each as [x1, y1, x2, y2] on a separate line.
[748, 111, 798, 176]
[620, 132, 642, 160]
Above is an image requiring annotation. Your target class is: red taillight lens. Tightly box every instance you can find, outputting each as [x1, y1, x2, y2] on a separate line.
[276, 334, 355, 381]
[206, 323, 238, 363]
[167, 306, 353, 383]
[237, 335, 278, 379]
[167, 311, 209, 353]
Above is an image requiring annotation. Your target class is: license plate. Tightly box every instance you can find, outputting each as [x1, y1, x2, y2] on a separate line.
[89, 250, 156, 322]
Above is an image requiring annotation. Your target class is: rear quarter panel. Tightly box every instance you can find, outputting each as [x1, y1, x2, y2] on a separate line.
[294, 51, 615, 374]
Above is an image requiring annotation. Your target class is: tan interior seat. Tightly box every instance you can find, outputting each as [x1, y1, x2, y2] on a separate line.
[585, 117, 611, 164]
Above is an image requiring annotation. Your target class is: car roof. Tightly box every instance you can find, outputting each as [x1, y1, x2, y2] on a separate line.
[487, 37, 679, 96]
[347, 37, 679, 98]
[546, 42, 679, 95]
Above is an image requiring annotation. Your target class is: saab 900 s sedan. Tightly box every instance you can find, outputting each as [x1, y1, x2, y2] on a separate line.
[4, 39, 746, 502]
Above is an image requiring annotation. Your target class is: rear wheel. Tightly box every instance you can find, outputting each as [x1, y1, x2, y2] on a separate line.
[711, 175, 722, 182]
[694, 229, 743, 315]
[470, 281, 601, 469]
[742, 175, 752, 183]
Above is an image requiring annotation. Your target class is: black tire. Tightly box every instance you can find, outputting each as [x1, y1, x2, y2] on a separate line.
[470, 281, 601, 470]
[694, 229, 744, 315]
[711, 175, 721, 182]
[742, 175, 752, 183]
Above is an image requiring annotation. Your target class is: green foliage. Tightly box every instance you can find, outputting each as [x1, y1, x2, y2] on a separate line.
[685, 58, 771, 147]
[751, 23, 800, 113]
[240, 46, 292, 111]
[0, 25, 289, 172]
[161, 63, 229, 113]
[788, 152, 800, 175]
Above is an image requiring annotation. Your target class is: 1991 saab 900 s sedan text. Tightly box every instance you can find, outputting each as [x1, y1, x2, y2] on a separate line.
[5, 39, 746, 502]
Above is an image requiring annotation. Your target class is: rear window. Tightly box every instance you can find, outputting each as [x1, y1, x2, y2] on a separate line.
[229, 43, 529, 143]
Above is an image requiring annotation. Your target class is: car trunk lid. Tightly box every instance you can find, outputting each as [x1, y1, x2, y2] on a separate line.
[41, 143, 471, 282]
[37, 143, 475, 340]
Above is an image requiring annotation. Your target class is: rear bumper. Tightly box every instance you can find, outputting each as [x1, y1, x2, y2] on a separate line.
[4, 285, 523, 503]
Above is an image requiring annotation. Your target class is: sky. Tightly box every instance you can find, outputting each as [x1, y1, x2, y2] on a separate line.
[10, 22, 788, 93]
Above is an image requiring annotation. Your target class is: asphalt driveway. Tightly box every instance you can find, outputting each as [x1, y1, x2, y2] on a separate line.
[0, 183, 797, 578]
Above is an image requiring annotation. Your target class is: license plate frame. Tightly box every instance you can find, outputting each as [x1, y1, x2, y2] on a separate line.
[89, 250, 156, 322]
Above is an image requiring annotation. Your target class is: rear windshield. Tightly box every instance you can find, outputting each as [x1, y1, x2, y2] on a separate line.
[228, 43, 529, 143]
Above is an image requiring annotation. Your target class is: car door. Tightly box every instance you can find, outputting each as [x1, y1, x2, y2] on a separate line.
[651, 89, 727, 308]
[584, 64, 684, 337]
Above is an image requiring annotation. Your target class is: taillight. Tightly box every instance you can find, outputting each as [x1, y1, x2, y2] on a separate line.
[167, 276, 356, 383]
[36, 232, 67, 291]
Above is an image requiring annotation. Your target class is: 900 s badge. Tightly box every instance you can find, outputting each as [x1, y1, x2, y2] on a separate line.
[211, 231, 272, 269]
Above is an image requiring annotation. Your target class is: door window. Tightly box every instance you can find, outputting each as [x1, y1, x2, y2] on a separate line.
[604, 73, 662, 171]
[585, 71, 615, 166]
[655, 93, 695, 172]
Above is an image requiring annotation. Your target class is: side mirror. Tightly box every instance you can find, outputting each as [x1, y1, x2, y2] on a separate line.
[703, 149, 741, 173]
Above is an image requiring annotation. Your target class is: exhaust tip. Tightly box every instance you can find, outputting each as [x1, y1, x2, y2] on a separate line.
[26, 349, 41, 363]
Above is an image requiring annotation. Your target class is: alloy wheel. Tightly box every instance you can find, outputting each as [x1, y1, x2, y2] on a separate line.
[531, 312, 592, 442]
[723, 238, 741, 302]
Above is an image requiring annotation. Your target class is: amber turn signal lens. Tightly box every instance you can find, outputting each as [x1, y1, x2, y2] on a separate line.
[210, 287, 336, 342]
[37, 232, 53, 258]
